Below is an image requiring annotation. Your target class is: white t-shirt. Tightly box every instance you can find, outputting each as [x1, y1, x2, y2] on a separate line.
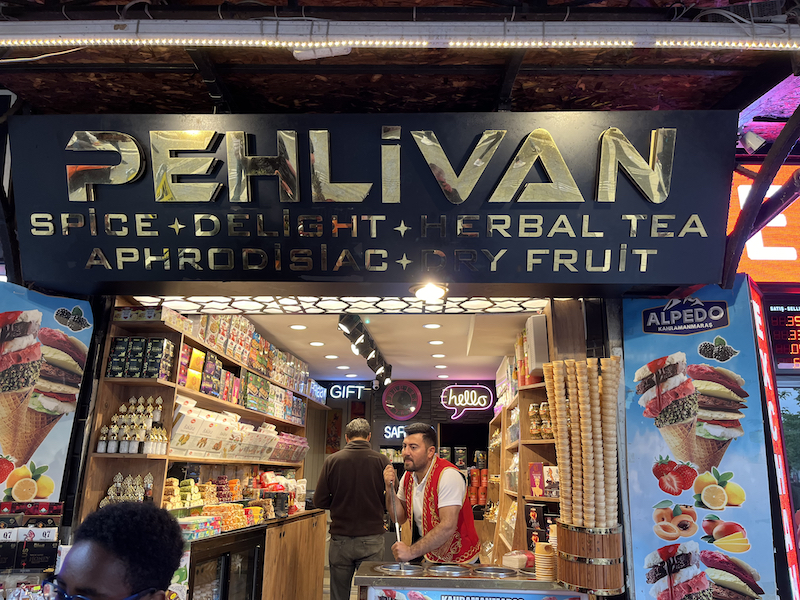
[397, 463, 466, 536]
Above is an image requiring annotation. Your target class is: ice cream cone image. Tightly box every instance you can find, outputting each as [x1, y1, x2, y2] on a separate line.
[693, 435, 732, 474]
[10, 326, 88, 467]
[2, 404, 62, 467]
[657, 418, 697, 464]
[0, 310, 44, 459]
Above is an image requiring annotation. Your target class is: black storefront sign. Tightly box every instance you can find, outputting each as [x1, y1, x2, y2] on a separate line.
[9, 112, 736, 296]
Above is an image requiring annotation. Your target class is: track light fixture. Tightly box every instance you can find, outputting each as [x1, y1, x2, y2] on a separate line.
[337, 314, 392, 384]
[338, 314, 361, 335]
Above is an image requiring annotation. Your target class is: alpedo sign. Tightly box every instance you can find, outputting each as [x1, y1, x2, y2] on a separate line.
[9, 112, 736, 295]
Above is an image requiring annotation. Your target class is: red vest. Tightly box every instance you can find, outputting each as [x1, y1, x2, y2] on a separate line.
[402, 456, 480, 563]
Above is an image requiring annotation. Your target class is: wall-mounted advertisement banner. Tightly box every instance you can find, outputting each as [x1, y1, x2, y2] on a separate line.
[364, 586, 587, 600]
[623, 275, 780, 600]
[9, 112, 735, 296]
[0, 282, 92, 503]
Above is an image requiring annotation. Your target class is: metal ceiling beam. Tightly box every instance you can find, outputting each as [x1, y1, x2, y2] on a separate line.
[721, 101, 800, 288]
[496, 50, 527, 111]
[751, 168, 800, 235]
[185, 47, 236, 114]
[0, 62, 755, 77]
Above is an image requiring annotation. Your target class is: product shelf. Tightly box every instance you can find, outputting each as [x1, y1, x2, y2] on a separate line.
[523, 495, 560, 503]
[519, 382, 546, 390]
[102, 377, 176, 388]
[497, 532, 512, 549]
[168, 455, 302, 468]
[91, 452, 169, 460]
[175, 384, 304, 429]
[504, 440, 520, 452]
[520, 439, 555, 445]
[504, 489, 518, 498]
[114, 318, 314, 403]
[489, 411, 502, 427]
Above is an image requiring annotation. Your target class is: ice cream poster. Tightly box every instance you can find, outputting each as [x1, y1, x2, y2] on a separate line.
[622, 275, 778, 600]
[0, 282, 91, 503]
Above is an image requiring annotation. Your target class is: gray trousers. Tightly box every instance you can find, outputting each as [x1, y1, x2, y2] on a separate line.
[329, 533, 385, 600]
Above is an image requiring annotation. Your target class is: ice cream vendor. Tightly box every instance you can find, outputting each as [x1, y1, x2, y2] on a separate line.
[383, 422, 480, 564]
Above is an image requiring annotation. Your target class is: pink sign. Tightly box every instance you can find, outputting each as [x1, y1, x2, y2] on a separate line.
[440, 385, 494, 420]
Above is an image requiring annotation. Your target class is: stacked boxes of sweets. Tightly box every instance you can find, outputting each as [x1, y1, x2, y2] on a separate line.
[176, 515, 222, 541]
[0, 502, 63, 571]
[200, 352, 223, 398]
[203, 315, 231, 354]
[201, 503, 247, 532]
[228, 479, 243, 501]
[113, 305, 191, 331]
[225, 316, 255, 364]
[213, 476, 233, 504]
[179, 479, 202, 506]
[95, 396, 168, 456]
[197, 483, 218, 505]
[106, 336, 175, 380]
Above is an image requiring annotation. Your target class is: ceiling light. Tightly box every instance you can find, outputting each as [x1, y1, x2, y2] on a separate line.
[380, 365, 393, 386]
[290, 324, 306, 330]
[438, 374, 449, 379]
[310, 341, 324, 347]
[429, 340, 444, 345]
[354, 333, 366, 346]
[423, 323, 441, 329]
[411, 283, 448, 302]
[337, 365, 350, 370]
[432, 354, 445, 358]
[338, 314, 361, 334]
[325, 355, 339, 359]
[375, 364, 386, 375]
[435, 365, 447, 369]
[345, 373, 358, 378]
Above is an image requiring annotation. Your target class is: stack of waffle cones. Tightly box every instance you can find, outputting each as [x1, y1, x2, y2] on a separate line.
[564, 360, 584, 527]
[544, 362, 572, 525]
[587, 358, 606, 528]
[600, 357, 621, 527]
[543, 356, 622, 529]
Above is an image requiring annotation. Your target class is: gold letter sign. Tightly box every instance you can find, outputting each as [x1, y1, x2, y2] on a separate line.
[412, 130, 505, 205]
[151, 130, 222, 203]
[65, 131, 143, 202]
[227, 130, 299, 203]
[597, 127, 676, 204]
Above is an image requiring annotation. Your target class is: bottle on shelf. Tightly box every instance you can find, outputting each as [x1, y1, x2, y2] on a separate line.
[96, 426, 108, 453]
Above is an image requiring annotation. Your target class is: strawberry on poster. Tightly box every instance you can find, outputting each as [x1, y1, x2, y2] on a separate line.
[622, 275, 778, 600]
[0, 282, 92, 504]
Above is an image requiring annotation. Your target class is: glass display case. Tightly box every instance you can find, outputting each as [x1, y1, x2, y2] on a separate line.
[189, 527, 263, 600]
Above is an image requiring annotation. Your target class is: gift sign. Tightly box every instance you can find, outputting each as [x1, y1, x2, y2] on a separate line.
[440, 385, 494, 420]
[623, 275, 779, 600]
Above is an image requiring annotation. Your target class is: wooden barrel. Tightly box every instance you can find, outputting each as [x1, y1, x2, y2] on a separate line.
[557, 521, 625, 596]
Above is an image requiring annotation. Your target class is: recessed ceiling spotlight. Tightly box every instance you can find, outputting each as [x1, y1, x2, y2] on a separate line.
[411, 283, 448, 302]
[337, 365, 350, 370]
[290, 324, 307, 330]
[345, 373, 358, 378]
[432, 354, 445, 358]
[438, 374, 449, 379]
[435, 365, 447, 369]
[429, 340, 444, 345]
[423, 323, 441, 329]
[310, 341, 324, 347]
[325, 355, 339, 359]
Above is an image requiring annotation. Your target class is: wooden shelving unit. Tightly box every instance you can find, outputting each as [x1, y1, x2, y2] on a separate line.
[77, 308, 318, 525]
[491, 383, 559, 563]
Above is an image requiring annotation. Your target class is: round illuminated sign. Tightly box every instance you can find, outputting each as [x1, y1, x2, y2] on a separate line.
[382, 381, 422, 421]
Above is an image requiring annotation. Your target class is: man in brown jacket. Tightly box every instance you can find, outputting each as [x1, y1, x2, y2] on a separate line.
[315, 418, 390, 600]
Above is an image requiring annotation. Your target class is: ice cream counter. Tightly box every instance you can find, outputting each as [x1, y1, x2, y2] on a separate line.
[354, 562, 589, 600]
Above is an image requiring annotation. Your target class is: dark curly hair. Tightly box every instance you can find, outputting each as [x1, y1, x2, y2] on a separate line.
[74, 502, 184, 592]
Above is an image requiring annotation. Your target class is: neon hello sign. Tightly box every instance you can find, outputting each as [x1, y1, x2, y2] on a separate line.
[440, 385, 494, 420]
